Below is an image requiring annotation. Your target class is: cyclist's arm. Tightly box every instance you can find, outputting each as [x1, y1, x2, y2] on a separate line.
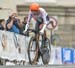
[23, 11, 32, 32]
[27, 11, 32, 24]
[41, 9, 48, 24]
[6, 19, 14, 29]
[39, 8, 48, 33]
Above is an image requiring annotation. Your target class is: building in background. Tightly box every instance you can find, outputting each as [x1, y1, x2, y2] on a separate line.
[0, 0, 75, 47]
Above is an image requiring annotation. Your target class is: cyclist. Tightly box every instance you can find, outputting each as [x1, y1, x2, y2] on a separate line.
[23, 3, 50, 36]
[24, 3, 51, 64]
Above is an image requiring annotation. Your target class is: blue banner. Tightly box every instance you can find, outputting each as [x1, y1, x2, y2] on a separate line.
[61, 48, 73, 64]
[73, 49, 75, 63]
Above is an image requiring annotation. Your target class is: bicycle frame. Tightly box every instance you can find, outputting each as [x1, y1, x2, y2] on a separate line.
[27, 29, 50, 65]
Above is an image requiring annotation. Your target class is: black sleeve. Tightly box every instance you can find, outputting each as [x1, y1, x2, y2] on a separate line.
[0, 25, 4, 30]
[6, 19, 11, 30]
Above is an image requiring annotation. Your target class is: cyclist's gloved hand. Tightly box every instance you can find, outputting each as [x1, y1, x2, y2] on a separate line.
[40, 24, 46, 34]
[40, 29, 44, 34]
[23, 24, 29, 33]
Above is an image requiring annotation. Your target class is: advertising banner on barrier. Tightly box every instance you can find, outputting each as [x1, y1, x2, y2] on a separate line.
[54, 47, 62, 64]
[61, 48, 73, 64]
[0, 31, 18, 60]
[0, 30, 31, 62]
[73, 49, 75, 64]
[13, 33, 31, 62]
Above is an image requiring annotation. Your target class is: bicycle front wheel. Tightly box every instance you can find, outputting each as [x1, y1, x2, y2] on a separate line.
[28, 37, 39, 65]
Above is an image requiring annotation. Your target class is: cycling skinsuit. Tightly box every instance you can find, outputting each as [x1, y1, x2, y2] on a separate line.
[27, 8, 50, 32]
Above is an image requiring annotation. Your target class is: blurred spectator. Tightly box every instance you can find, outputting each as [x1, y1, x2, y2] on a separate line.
[24, 16, 28, 24]
[6, 12, 20, 34]
[21, 16, 29, 36]
[18, 17, 29, 35]
[0, 19, 6, 30]
[21, 16, 28, 32]
[18, 19, 25, 34]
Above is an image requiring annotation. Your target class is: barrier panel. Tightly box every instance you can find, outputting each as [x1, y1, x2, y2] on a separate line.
[0, 30, 31, 62]
[0, 30, 75, 65]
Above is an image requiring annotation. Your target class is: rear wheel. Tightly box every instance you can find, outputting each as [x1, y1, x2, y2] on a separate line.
[28, 37, 39, 65]
[40, 38, 51, 65]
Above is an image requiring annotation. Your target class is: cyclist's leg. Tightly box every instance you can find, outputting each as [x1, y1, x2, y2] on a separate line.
[34, 22, 39, 41]
[43, 30, 47, 41]
[40, 15, 50, 47]
[43, 15, 50, 41]
[36, 15, 50, 41]
[35, 17, 43, 40]
[34, 17, 43, 61]
[35, 17, 43, 32]
[35, 17, 47, 47]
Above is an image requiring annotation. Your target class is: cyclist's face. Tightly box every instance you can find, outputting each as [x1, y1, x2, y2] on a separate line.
[32, 10, 40, 15]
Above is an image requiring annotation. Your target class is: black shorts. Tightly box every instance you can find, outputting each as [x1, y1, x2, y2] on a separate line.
[35, 15, 50, 33]
[35, 17, 43, 33]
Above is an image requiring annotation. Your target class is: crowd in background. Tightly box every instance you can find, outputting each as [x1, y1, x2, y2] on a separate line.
[0, 12, 27, 35]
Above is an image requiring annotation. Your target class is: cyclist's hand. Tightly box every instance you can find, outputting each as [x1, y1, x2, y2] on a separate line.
[23, 24, 29, 33]
[39, 24, 46, 34]
[23, 30, 27, 34]
[39, 29, 44, 35]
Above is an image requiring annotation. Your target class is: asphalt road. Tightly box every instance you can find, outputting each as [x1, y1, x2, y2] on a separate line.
[0, 65, 75, 68]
